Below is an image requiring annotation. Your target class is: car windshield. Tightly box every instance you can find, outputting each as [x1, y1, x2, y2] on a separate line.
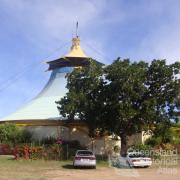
[77, 151, 93, 156]
[129, 153, 146, 158]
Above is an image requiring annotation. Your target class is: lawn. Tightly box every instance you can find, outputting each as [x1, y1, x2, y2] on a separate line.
[0, 155, 108, 180]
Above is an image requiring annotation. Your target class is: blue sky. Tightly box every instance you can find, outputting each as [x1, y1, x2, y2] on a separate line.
[0, 0, 180, 118]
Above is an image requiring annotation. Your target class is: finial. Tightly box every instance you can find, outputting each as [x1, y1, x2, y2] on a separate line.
[76, 21, 78, 38]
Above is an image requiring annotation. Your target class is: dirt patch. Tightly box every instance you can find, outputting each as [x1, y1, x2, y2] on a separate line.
[44, 167, 180, 180]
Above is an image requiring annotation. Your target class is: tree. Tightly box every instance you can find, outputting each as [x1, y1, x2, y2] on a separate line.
[142, 60, 180, 126]
[145, 122, 174, 147]
[56, 60, 104, 137]
[57, 58, 180, 157]
[103, 59, 179, 156]
[103, 59, 148, 156]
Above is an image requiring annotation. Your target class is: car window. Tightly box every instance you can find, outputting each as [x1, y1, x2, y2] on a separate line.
[77, 151, 93, 156]
[129, 154, 146, 158]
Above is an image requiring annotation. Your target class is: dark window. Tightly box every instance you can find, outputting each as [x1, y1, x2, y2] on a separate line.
[77, 151, 93, 156]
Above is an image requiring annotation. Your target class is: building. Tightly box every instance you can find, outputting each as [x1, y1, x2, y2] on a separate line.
[0, 36, 121, 154]
[0, 36, 149, 154]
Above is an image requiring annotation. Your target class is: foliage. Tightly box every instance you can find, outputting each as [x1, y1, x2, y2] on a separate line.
[61, 140, 87, 159]
[145, 137, 162, 147]
[129, 143, 152, 152]
[0, 123, 32, 144]
[172, 123, 180, 128]
[29, 138, 85, 159]
[0, 123, 21, 144]
[174, 139, 180, 145]
[145, 122, 174, 147]
[171, 125, 180, 139]
[56, 59, 104, 137]
[20, 129, 32, 143]
[13, 144, 62, 160]
[104, 59, 179, 155]
[0, 144, 12, 155]
[10, 139, 84, 160]
[57, 59, 180, 156]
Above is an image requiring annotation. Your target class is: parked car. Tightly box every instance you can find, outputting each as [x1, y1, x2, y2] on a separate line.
[73, 150, 96, 168]
[126, 152, 152, 167]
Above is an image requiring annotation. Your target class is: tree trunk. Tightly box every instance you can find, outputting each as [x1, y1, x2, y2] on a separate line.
[120, 132, 128, 157]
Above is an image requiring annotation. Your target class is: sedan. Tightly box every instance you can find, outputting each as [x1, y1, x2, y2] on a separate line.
[73, 150, 96, 168]
[127, 152, 152, 167]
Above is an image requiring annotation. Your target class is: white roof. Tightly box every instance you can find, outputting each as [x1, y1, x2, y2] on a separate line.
[1, 67, 73, 121]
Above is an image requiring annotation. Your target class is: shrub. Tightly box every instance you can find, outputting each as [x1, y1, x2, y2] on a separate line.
[0, 144, 12, 155]
[0, 123, 32, 145]
[145, 123, 174, 147]
[21, 130, 32, 143]
[145, 137, 162, 147]
[13, 144, 62, 160]
[0, 123, 22, 144]
[174, 138, 180, 145]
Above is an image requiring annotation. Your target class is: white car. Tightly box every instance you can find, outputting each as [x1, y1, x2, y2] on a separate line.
[127, 152, 152, 167]
[73, 150, 96, 168]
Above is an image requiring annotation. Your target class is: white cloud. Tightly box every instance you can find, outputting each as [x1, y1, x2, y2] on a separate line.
[1, 0, 107, 50]
[137, 19, 180, 64]
[128, 0, 180, 63]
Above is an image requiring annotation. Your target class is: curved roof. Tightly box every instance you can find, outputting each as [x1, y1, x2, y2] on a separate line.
[1, 67, 73, 121]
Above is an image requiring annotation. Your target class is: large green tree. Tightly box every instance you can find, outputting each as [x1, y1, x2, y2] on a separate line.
[102, 59, 148, 156]
[56, 60, 104, 137]
[56, 59, 180, 156]
[103, 59, 179, 156]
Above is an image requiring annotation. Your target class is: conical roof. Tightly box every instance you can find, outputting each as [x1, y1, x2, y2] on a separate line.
[46, 37, 89, 71]
[64, 37, 88, 58]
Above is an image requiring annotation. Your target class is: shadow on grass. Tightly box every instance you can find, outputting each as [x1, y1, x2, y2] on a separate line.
[62, 164, 74, 169]
[62, 164, 95, 170]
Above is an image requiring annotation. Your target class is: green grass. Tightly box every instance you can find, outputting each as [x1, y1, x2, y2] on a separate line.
[97, 160, 109, 167]
[0, 155, 108, 180]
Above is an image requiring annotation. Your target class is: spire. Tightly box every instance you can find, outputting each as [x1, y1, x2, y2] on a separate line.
[76, 21, 78, 38]
[65, 22, 88, 58]
[65, 37, 88, 58]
